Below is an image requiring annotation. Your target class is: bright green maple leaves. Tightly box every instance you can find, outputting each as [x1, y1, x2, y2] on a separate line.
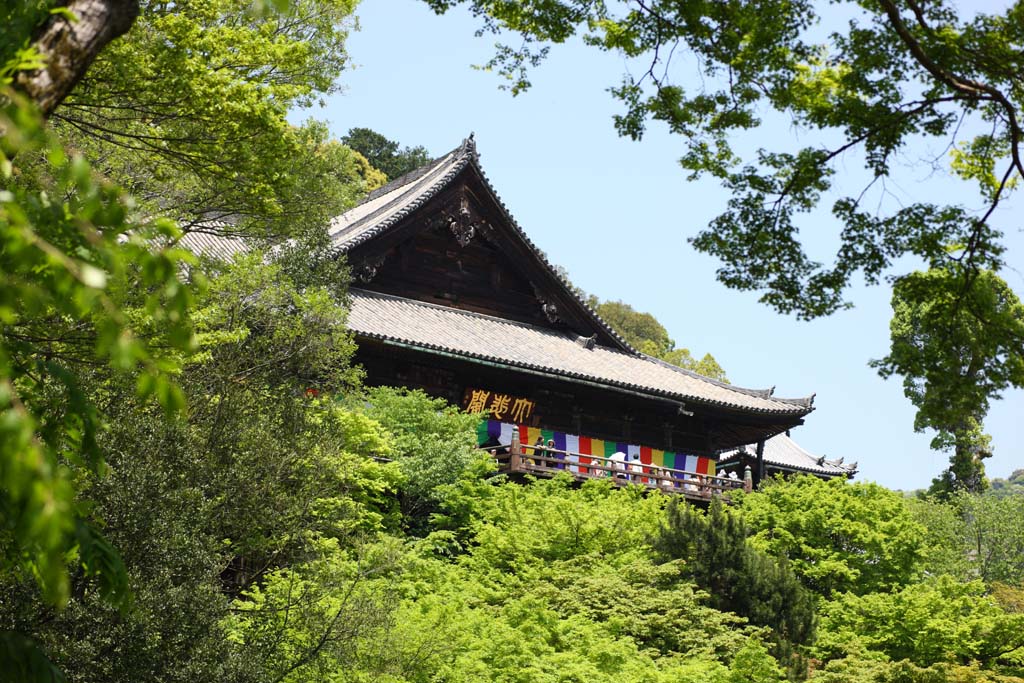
[1, 92, 198, 609]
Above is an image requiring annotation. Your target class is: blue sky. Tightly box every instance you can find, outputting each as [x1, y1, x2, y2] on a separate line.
[303, 0, 1023, 490]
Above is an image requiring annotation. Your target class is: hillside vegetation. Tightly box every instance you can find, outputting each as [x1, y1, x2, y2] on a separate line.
[1, 250, 1020, 681]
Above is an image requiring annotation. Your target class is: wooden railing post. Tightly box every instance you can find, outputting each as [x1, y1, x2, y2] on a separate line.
[510, 430, 522, 472]
[743, 465, 753, 493]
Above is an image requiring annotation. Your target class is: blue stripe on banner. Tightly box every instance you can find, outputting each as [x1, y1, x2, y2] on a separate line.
[553, 431, 567, 468]
[488, 420, 501, 440]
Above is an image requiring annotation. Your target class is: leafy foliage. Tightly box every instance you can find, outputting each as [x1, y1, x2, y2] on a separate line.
[873, 268, 1024, 496]
[358, 386, 487, 526]
[911, 491, 1024, 585]
[591, 297, 728, 381]
[341, 127, 432, 181]
[1, 90, 196, 608]
[814, 576, 1024, 669]
[424, 0, 1023, 319]
[656, 497, 815, 648]
[48, 0, 379, 240]
[738, 475, 929, 596]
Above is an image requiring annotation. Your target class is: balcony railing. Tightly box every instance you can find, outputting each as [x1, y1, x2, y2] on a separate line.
[481, 431, 751, 501]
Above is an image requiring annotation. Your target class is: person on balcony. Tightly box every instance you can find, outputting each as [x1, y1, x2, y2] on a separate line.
[532, 436, 546, 466]
[609, 451, 628, 480]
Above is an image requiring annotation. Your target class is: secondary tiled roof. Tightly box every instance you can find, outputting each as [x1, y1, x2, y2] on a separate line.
[719, 433, 855, 476]
[348, 288, 815, 416]
[178, 231, 249, 260]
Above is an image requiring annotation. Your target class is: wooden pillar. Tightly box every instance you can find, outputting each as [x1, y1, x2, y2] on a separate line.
[510, 429, 522, 472]
[743, 465, 753, 493]
[754, 439, 765, 488]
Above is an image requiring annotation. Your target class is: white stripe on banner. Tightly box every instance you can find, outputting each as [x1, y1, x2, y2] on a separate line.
[499, 422, 514, 445]
[684, 455, 700, 475]
[565, 434, 580, 472]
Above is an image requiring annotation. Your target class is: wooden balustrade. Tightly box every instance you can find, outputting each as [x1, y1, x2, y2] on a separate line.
[482, 432, 745, 501]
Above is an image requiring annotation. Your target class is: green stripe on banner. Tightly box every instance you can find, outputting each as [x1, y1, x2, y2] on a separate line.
[476, 420, 489, 445]
[663, 452, 675, 469]
[604, 441, 618, 458]
[541, 429, 554, 444]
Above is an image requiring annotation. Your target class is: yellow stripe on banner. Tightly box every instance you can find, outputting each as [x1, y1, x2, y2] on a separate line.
[651, 449, 664, 467]
[526, 427, 542, 450]
[589, 439, 605, 474]
[707, 460, 716, 477]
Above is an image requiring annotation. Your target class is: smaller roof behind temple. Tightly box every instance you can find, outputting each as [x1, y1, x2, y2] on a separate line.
[718, 433, 857, 478]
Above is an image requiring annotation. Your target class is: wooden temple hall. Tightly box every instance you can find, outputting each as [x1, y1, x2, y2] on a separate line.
[326, 135, 824, 499]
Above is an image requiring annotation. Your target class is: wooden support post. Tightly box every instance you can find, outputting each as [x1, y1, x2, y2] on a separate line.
[743, 465, 753, 493]
[510, 430, 522, 472]
[754, 439, 765, 488]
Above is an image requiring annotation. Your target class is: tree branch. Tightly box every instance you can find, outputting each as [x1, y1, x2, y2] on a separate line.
[13, 0, 140, 118]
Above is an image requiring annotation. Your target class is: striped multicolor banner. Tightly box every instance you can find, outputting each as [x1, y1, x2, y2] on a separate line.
[476, 419, 716, 479]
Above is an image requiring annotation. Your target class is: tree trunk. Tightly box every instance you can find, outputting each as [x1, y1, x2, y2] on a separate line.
[13, 0, 140, 118]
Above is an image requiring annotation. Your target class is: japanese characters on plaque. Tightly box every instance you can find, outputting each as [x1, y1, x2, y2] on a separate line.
[463, 387, 536, 423]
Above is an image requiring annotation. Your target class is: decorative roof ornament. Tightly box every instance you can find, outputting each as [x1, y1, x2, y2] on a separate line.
[354, 254, 386, 283]
[541, 300, 560, 323]
[436, 193, 485, 248]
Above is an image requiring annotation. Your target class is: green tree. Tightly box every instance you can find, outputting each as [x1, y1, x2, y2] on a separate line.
[738, 476, 929, 596]
[1, 0, 376, 674]
[0, 87, 196, 677]
[655, 498, 816, 648]
[341, 127, 432, 181]
[358, 386, 487, 528]
[814, 576, 1024, 669]
[0, 250, 406, 682]
[44, 0, 376, 242]
[911, 492, 1024, 585]
[989, 470, 1024, 499]
[873, 268, 1024, 496]
[591, 298, 728, 381]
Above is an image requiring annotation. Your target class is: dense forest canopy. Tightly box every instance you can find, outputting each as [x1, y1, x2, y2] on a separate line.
[1, 0, 1023, 681]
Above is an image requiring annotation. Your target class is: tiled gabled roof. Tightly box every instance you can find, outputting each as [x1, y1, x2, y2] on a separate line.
[718, 433, 855, 476]
[328, 135, 638, 354]
[328, 139, 475, 250]
[348, 288, 815, 416]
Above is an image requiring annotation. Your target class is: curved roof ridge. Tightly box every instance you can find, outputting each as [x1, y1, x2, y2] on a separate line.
[718, 432, 854, 476]
[329, 137, 477, 250]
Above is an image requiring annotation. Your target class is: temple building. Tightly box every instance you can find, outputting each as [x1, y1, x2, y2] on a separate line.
[328, 136, 818, 485]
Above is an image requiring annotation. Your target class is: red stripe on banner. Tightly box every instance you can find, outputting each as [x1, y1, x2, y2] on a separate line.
[640, 446, 652, 465]
[696, 458, 710, 475]
[578, 436, 592, 470]
[518, 424, 529, 445]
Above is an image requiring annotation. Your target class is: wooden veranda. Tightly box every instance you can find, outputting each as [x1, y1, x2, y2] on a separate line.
[484, 432, 751, 503]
